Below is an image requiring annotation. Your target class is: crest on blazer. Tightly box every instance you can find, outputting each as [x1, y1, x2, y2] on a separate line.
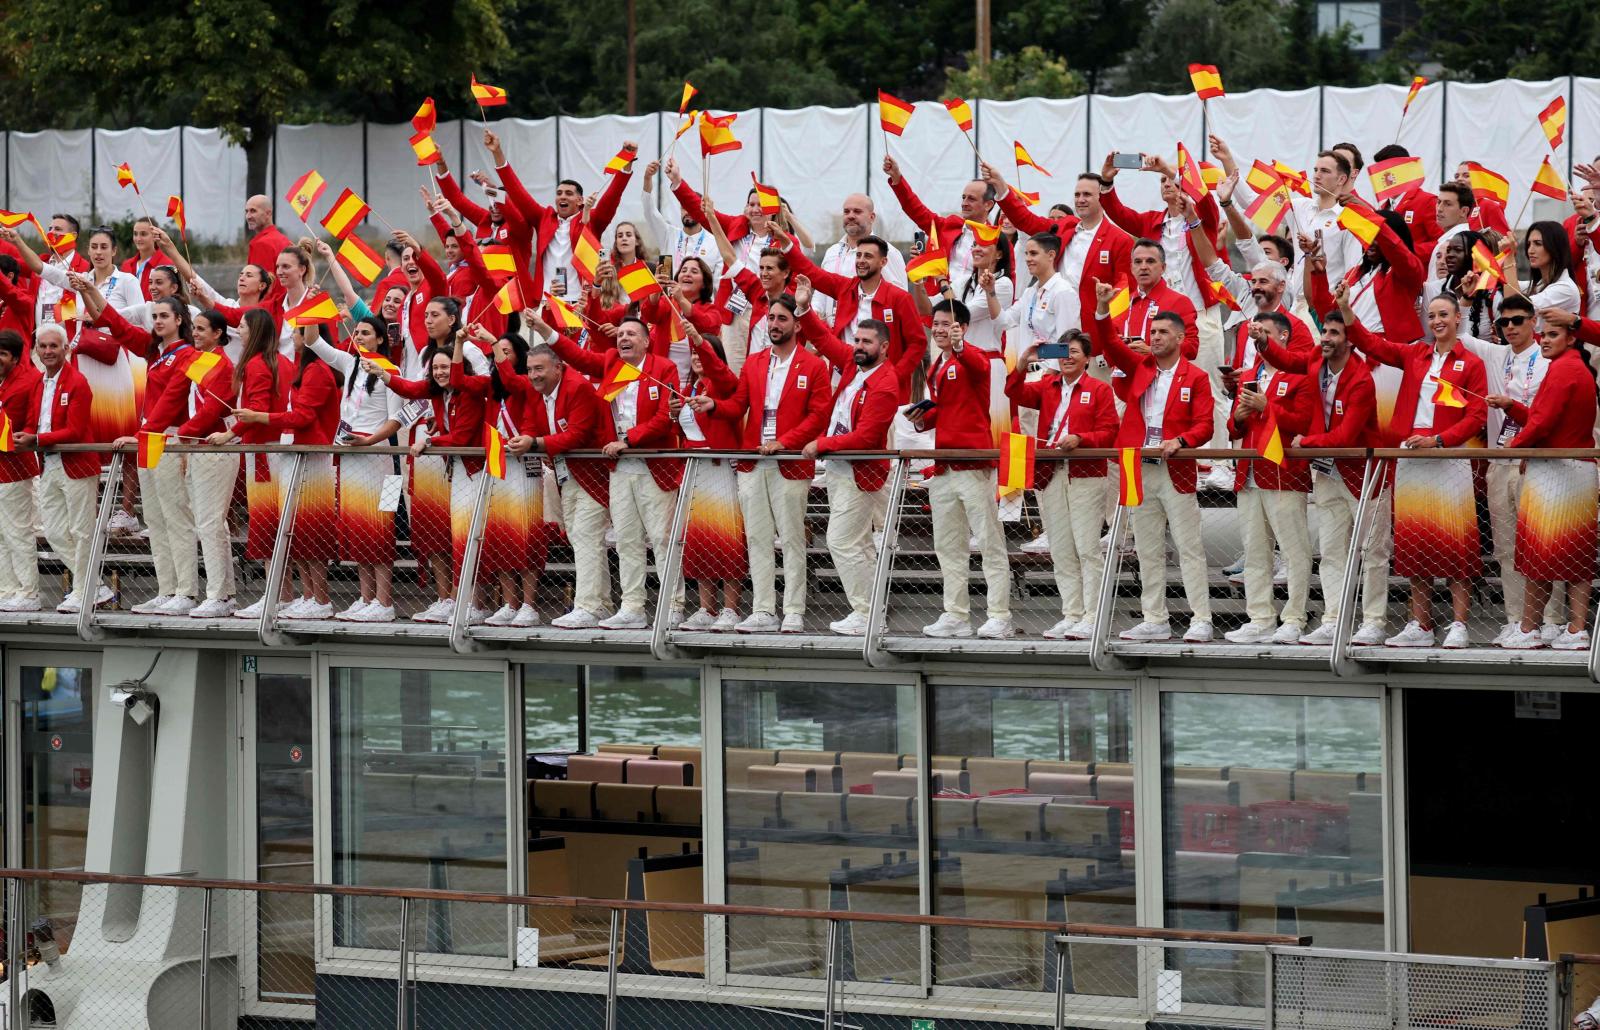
[1276, 380, 1288, 397]
[1334, 399, 1344, 415]
[797, 374, 808, 390]
[648, 385, 660, 400]
[1180, 386, 1191, 402]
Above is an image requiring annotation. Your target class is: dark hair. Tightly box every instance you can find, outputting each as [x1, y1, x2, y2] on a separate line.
[0, 256, 16, 284]
[490, 332, 531, 401]
[1152, 310, 1186, 334]
[148, 296, 193, 363]
[959, 232, 1013, 304]
[969, 179, 997, 203]
[1131, 237, 1164, 260]
[1499, 294, 1535, 316]
[1077, 172, 1109, 189]
[49, 213, 80, 234]
[1255, 310, 1292, 336]
[133, 215, 156, 230]
[1356, 210, 1414, 279]
[1029, 232, 1062, 257]
[1439, 182, 1475, 209]
[1064, 329, 1093, 357]
[150, 265, 188, 304]
[240, 263, 273, 298]
[349, 315, 389, 396]
[1321, 309, 1346, 327]
[932, 298, 971, 326]
[857, 235, 889, 259]
[1259, 234, 1295, 269]
[0, 330, 24, 361]
[856, 318, 891, 344]
[1372, 144, 1409, 164]
[758, 246, 790, 272]
[385, 239, 406, 259]
[1048, 204, 1072, 220]
[617, 314, 651, 337]
[233, 308, 280, 398]
[424, 295, 462, 345]
[1317, 150, 1352, 179]
[194, 308, 229, 345]
[87, 225, 117, 248]
[528, 342, 562, 366]
[558, 178, 584, 194]
[1331, 141, 1364, 172]
[678, 256, 715, 304]
[769, 293, 800, 317]
[293, 326, 343, 390]
[1525, 220, 1573, 291]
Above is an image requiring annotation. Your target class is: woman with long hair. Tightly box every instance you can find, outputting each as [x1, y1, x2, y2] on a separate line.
[156, 226, 274, 360]
[584, 255, 731, 382]
[233, 323, 344, 619]
[170, 309, 241, 617]
[1430, 230, 1500, 340]
[1502, 220, 1581, 314]
[674, 328, 746, 631]
[599, 222, 651, 306]
[969, 234, 1018, 353]
[200, 240, 319, 356]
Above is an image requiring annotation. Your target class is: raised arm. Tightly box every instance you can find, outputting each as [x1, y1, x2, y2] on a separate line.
[794, 286, 852, 370]
[434, 168, 492, 233]
[485, 130, 547, 228]
[882, 155, 940, 235]
[587, 145, 636, 236]
[671, 179, 741, 239]
[983, 162, 1065, 237]
[780, 235, 852, 299]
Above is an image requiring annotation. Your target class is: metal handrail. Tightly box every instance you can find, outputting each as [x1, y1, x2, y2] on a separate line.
[448, 466, 496, 654]
[1089, 500, 1130, 672]
[650, 456, 696, 662]
[257, 453, 306, 648]
[75, 450, 122, 643]
[1330, 457, 1381, 679]
[863, 457, 911, 668]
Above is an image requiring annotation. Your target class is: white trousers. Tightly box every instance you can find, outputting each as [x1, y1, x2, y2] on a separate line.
[1237, 484, 1312, 627]
[1485, 461, 1562, 625]
[825, 467, 886, 618]
[38, 464, 96, 595]
[610, 470, 681, 614]
[736, 462, 810, 616]
[928, 468, 1010, 620]
[1037, 473, 1109, 622]
[560, 481, 612, 616]
[1312, 474, 1391, 628]
[186, 451, 239, 601]
[1130, 463, 1212, 624]
[141, 458, 199, 599]
[0, 479, 38, 598]
[1195, 306, 1229, 451]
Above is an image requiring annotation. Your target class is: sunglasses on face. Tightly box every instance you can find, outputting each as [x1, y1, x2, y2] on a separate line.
[1495, 315, 1529, 329]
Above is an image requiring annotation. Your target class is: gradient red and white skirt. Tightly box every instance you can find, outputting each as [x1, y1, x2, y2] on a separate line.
[244, 451, 280, 561]
[408, 452, 451, 560]
[1515, 458, 1597, 582]
[289, 453, 338, 562]
[1391, 448, 1481, 579]
[449, 458, 475, 577]
[337, 452, 397, 565]
[77, 351, 144, 446]
[683, 459, 747, 580]
[478, 456, 547, 576]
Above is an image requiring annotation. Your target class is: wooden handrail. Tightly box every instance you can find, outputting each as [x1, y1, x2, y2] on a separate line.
[0, 868, 1308, 946]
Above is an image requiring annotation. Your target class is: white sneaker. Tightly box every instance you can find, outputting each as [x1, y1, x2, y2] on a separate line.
[295, 600, 334, 620]
[1299, 623, 1337, 646]
[711, 607, 740, 632]
[1226, 566, 1247, 585]
[277, 596, 311, 619]
[551, 607, 602, 629]
[55, 591, 81, 614]
[1068, 619, 1095, 639]
[923, 613, 973, 638]
[1225, 621, 1277, 644]
[781, 613, 804, 633]
[1270, 621, 1303, 645]
[1351, 622, 1387, 646]
[511, 604, 540, 628]
[666, 608, 684, 629]
[234, 597, 265, 619]
[1019, 534, 1051, 554]
[829, 611, 869, 636]
[1441, 621, 1469, 649]
[1042, 617, 1075, 639]
[108, 510, 142, 533]
[679, 608, 718, 631]
[484, 604, 518, 626]
[599, 608, 648, 630]
[0, 595, 40, 612]
[1203, 466, 1236, 491]
[1119, 620, 1172, 642]
[1553, 628, 1590, 651]
[411, 599, 449, 623]
[130, 593, 174, 614]
[1540, 623, 1562, 643]
[94, 584, 115, 607]
[1183, 620, 1215, 643]
[1499, 627, 1545, 649]
[334, 599, 371, 620]
[348, 603, 396, 623]
[1491, 622, 1517, 646]
[1385, 621, 1435, 647]
[464, 605, 487, 625]
[189, 597, 237, 619]
[977, 616, 1014, 639]
[159, 595, 198, 615]
[736, 611, 781, 633]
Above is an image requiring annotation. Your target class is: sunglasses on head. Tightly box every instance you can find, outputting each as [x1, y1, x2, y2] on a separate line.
[1495, 315, 1529, 328]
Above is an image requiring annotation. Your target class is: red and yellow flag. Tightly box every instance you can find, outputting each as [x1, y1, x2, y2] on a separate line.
[1471, 240, 1506, 290]
[574, 226, 601, 284]
[1106, 285, 1132, 320]
[1530, 156, 1568, 200]
[116, 162, 138, 191]
[699, 112, 741, 156]
[0, 211, 34, 231]
[618, 260, 664, 301]
[604, 143, 639, 174]
[184, 349, 223, 387]
[1199, 160, 1224, 190]
[1014, 141, 1051, 177]
[1258, 410, 1286, 466]
[1244, 184, 1291, 234]
[664, 299, 688, 347]
[1209, 279, 1241, 312]
[905, 249, 949, 283]
[480, 244, 516, 281]
[943, 97, 974, 133]
[678, 82, 698, 116]
[53, 293, 77, 323]
[600, 361, 643, 402]
[1118, 447, 1143, 507]
[136, 430, 165, 469]
[412, 97, 437, 136]
[320, 188, 371, 239]
[470, 75, 508, 107]
[1176, 142, 1208, 203]
[166, 195, 187, 240]
[1403, 76, 1426, 116]
[674, 111, 698, 141]
[0, 412, 12, 452]
[1538, 96, 1567, 149]
[492, 277, 522, 316]
[1336, 204, 1382, 246]
[45, 232, 76, 257]
[1368, 155, 1425, 203]
[357, 346, 398, 374]
[1272, 161, 1312, 197]
[337, 234, 384, 287]
[965, 220, 1002, 247]
[878, 91, 914, 136]
[750, 173, 781, 215]
[1188, 63, 1225, 100]
[1016, 189, 1041, 206]
[285, 169, 326, 220]
[283, 291, 340, 328]
[484, 425, 508, 479]
[1465, 162, 1510, 203]
[999, 432, 1036, 491]
[409, 131, 441, 167]
[545, 293, 583, 331]
[1246, 159, 1286, 195]
[1430, 376, 1466, 409]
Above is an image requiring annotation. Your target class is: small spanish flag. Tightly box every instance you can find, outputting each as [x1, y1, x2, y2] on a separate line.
[285, 169, 326, 221]
[184, 349, 223, 386]
[1014, 141, 1051, 177]
[546, 293, 583, 331]
[116, 162, 138, 191]
[878, 91, 914, 136]
[53, 293, 77, 323]
[0, 210, 32, 230]
[1244, 185, 1291, 234]
[965, 220, 1002, 247]
[1118, 447, 1143, 507]
[1106, 285, 1132, 320]
[337, 234, 384, 287]
[1246, 159, 1286, 194]
[320, 188, 371, 239]
[1209, 280, 1241, 312]
[1530, 156, 1568, 200]
[604, 143, 639, 174]
[618, 260, 664, 301]
[1188, 63, 1225, 100]
[1176, 142, 1209, 203]
[492, 277, 522, 316]
[357, 346, 398, 374]
[484, 425, 508, 479]
[45, 232, 76, 257]
[1016, 189, 1041, 206]
[1403, 76, 1426, 116]
[1430, 376, 1466, 409]
[678, 82, 698, 116]
[999, 432, 1036, 491]
[470, 75, 508, 107]
[0, 412, 12, 452]
[905, 249, 949, 284]
[480, 244, 516, 281]
[1368, 155, 1425, 203]
[943, 97, 974, 133]
[600, 361, 644, 402]
[1538, 96, 1567, 149]
[1465, 162, 1510, 203]
[1336, 204, 1382, 246]
[1272, 161, 1312, 197]
[574, 227, 601, 285]
[1258, 410, 1286, 466]
[412, 96, 437, 136]
[674, 111, 698, 141]
[409, 131, 441, 167]
[283, 291, 341, 328]
[167, 195, 187, 241]
[699, 112, 741, 156]
[1471, 240, 1506, 291]
[1199, 161, 1224, 190]
[137, 430, 165, 469]
[750, 173, 781, 215]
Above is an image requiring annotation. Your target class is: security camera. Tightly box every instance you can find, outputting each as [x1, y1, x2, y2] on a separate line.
[109, 683, 158, 726]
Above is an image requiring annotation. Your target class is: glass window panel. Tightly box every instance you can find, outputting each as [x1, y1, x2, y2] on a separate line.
[256, 672, 315, 1004]
[1161, 692, 1383, 1007]
[722, 679, 917, 984]
[20, 665, 94, 957]
[331, 667, 507, 957]
[524, 665, 581, 755]
[930, 684, 1135, 995]
[588, 666, 701, 748]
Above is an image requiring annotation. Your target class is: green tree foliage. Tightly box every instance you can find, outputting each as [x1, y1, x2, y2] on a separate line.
[1119, 0, 1365, 94]
[943, 47, 1086, 102]
[995, 0, 1151, 93]
[1391, 0, 1600, 80]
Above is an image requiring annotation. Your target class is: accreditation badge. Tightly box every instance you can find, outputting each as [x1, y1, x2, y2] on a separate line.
[1180, 386, 1191, 402]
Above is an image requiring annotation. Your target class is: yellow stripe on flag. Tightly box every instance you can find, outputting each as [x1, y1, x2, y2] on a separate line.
[137, 431, 165, 469]
[184, 349, 222, 386]
[1118, 447, 1143, 507]
[601, 362, 643, 402]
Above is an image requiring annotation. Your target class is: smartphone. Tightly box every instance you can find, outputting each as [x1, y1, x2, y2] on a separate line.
[911, 231, 927, 256]
[553, 268, 569, 296]
[1112, 152, 1144, 170]
[904, 399, 936, 416]
[482, 184, 503, 201]
[1242, 380, 1260, 393]
[385, 322, 402, 348]
[656, 254, 674, 279]
[1037, 343, 1075, 360]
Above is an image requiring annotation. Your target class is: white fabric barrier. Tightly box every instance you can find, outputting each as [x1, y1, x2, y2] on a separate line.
[870, 100, 978, 244]
[976, 97, 1089, 215]
[180, 128, 248, 244]
[1087, 93, 1203, 213]
[1444, 78, 1570, 228]
[1206, 87, 1322, 190]
[558, 113, 657, 239]
[664, 108, 762, 239]
[1322, 80, 1447, 201]
[272, 123, 365, 236]
[763, 105, 869, 247]
[7, 130, 92, 228]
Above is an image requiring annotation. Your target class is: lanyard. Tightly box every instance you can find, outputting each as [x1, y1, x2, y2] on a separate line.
[1048, 377, 1081, 444]
[1503, 346, 1540, 402]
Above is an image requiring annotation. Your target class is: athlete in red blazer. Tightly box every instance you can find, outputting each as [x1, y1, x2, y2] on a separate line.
[26, 359, 99, 479]
[506, 355, 614, 509]
[491, 130, 632, 295]
[1004, 347, 1119, 486]
[994, 171, 1138, 332]
[1259, 319, 1377, 500]
[548, 324, 683, 493]
[1100, 166, 1224, 313]
[782, 236, 923, 403]
[1227, 353, 1315, 494]
[796, 305, 900, 492]
[702, 313, 831, 480]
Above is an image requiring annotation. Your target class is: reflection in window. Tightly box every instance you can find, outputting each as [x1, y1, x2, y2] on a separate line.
[524, 665, 704, 975]
[722, 680, 918, 984]
[20, 666, 94, 957]
[331, 667, 507, 956]
[1162, 693, 1383, 1006]
[930, 685, 1135, 995]
[256, 672, 315, 1004]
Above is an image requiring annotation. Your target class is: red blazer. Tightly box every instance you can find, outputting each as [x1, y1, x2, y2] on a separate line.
[264, 361, 343, 447]
[548, 334, 683, 492]
[1565, 213, 1597, 316]
[504, 362, 614, 508]
[1259, 338, 1377, 498]
[500, 159, 629, 292]
[388, 372, 489, 474]
[1506, 348, 1597, 449]
[999, 193, 1137, 331]
[1087, 314, 1214, 493]
[1227, 362, 1314, 492]
[247, 225, 293, 273]
[784, 241, 924, 403]
[176, 351, 238, 439]
[710, 343, 831, 478]
[586, 294, 731, 361]
[1121, 281, 1199, 361]
[1346, 321, 1487, 446]
[0, 362, 40, 481]
[1100, 188, 1223, 310]
[449, 359, 526, 442]
[888, 174, 977, 259]
[1004, 367, 1118, 485]
[680, 337, 741, 449]
[798, 309, 899, 490]
[673, 181, 764, 248]
[924, 341, 995, 475]
[0, 274, 38, 341]
[118, 252, 175, 299]
[96, 304, 188, 422]
[233, 354, 292, 445]
[1305, 217, 1425, 343]
[1391, 188, 1440, 269]
[1229, 305, 1316, 371]
[29, 363, 99, 479]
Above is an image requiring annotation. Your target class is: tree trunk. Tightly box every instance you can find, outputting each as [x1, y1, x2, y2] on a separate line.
[242, 117, 275, 229]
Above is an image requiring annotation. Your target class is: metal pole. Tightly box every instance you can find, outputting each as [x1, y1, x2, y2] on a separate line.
[257, 452, 306, 648]
[1053, 935, 1068, 1030]
[1330, 456, 1379, 678]
[649, 456, 697, 662]
[447, 466, 495, 655]
[7, 878, 20, 1030]
[1263, 945, 1275, 1030]
[862, 458, 910, 668]
[822, 919, 839, 1030]
[1089, 501, 1129, 672]
[395, 897, 411, 1030]
[604, 908, 621, 1030]
[198, 888, 212, 1030]
[76, 450, 123, 642]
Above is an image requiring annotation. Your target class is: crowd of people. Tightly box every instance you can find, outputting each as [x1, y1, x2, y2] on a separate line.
[0, 124, 1597, 650]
